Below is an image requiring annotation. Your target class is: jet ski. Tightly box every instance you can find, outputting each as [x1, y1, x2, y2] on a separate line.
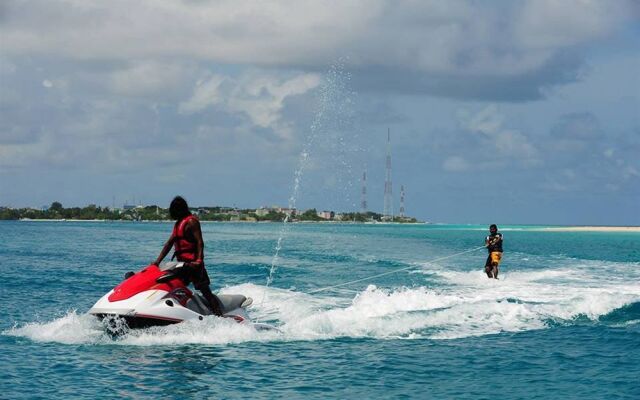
[89, 261, 275, 331]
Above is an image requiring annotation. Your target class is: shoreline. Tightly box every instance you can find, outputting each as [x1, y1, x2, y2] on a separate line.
[8, 219, 640, 231]
[11, 219, 427, 225]
[537, 226, 640, 232]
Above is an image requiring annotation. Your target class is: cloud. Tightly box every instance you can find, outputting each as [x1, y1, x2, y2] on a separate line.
[179, 71, 321, 138]
[352, 49, 587, 101]
[515, 0, 631, 48]
[1, 2, 638, 223]
[539, 112, 640, 192]
[0, 141, 47, 168]
[551, 112, 602, 139]
[1, 0, 636, 100]
[109, 61, 195, 97]
[546, 112, 605, 160]
[357, 101, 409, 125]
[178, 75, 227, 114]
[0, 63, 320, 175]
[458, 105, 540, 164]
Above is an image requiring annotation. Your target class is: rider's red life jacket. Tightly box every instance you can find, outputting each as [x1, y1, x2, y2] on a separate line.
[172, 214, 198, 262]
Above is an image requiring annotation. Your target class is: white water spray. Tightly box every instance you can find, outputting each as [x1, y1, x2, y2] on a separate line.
[264, 63, 353, 290]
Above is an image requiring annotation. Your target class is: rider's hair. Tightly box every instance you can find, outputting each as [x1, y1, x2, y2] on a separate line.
[169, 196, 191, 220]
[490, 224, 498, 230]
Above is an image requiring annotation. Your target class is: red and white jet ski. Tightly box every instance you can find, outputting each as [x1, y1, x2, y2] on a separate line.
[89, 262, 273, 331]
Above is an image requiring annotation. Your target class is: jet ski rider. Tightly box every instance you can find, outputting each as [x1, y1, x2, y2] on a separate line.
[152, 196, 224, 316]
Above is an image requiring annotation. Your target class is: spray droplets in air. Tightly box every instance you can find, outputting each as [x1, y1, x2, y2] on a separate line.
[265, 62, 357, 289]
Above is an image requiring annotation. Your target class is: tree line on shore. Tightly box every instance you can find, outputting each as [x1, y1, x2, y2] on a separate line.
[0, 202, 418, 223]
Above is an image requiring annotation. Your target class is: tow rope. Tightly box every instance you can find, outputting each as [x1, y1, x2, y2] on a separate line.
[307, 245, 486, 294]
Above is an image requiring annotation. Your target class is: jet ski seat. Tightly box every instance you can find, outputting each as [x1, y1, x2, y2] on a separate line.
[218, 294, 250, 314]
[186, 293, 252, 315]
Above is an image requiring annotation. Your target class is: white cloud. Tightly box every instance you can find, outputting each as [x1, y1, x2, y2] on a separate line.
[179, 71, 321, 138]
[40, 78, 68, 90]
[109, 61, 193, 97]
[459, 105, 540, 164]
[178, 75, 227, 114]
[464, 105, 505, 135]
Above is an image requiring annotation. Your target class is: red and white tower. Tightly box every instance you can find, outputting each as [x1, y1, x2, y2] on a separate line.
[399, 185, 405, 218]
[383, 128, 393, 221]
[361, 170, 367, 213]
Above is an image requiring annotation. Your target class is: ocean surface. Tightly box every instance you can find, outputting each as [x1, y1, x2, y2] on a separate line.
[1, 221, 639, 399]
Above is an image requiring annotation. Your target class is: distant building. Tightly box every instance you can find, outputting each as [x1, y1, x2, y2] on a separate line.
[279, 207, 296, 216]
[255, 206, 296, 217]
[317, 210, 334, 220]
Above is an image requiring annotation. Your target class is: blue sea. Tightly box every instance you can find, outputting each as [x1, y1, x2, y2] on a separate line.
[1, 221, 639, 399]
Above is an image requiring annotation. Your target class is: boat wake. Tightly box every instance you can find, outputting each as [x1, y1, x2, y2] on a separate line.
[5, 258, 639, 345]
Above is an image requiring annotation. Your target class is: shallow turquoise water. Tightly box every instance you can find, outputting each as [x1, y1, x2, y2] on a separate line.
[1, 221, 639, 399]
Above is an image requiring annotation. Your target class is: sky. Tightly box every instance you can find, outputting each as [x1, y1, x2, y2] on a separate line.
[1, 0, 638, 225]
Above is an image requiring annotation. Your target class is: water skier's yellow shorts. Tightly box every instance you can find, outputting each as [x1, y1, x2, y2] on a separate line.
[490, 252, 502, 265]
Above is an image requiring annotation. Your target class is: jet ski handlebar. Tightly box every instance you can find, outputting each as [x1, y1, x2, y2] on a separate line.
[156, 262, 189, 283]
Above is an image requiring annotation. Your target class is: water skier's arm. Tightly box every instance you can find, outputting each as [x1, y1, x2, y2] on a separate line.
[486, 235, 501, 247]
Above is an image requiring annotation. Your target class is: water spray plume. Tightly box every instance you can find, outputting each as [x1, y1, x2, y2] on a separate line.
[264, 62, 352, 292]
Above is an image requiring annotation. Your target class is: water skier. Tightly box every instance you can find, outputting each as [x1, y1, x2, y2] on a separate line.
[484, 224, 503, 279]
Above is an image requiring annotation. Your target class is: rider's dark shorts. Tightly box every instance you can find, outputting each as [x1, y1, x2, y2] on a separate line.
[185, 264, 211, 290]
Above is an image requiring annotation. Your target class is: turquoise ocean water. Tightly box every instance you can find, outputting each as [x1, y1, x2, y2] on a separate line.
[1, 221, 639, 399]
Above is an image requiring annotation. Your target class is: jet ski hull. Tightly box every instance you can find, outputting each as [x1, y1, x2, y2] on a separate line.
[93, 313, 182, 329]
[88, 263, 268, 331]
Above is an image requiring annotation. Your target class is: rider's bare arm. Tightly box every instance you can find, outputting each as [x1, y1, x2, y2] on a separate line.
[153, 234, 175, 266]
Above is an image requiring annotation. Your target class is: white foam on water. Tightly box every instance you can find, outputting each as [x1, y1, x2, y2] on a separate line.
[4, 311, 105, 344]
[5, 259, 639, 345]
[279, 285, 462, 339]
[224, 282, 345, 325]
[409, 258, 640, 338]
[117, 317, 279, 346]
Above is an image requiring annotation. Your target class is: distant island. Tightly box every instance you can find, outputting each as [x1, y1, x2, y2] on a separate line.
[0, 202, 420, 223]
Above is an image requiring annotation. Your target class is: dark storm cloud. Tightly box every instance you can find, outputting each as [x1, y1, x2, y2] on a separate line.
[1, 1, 636, 101]
[350, 51, 584, 102]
